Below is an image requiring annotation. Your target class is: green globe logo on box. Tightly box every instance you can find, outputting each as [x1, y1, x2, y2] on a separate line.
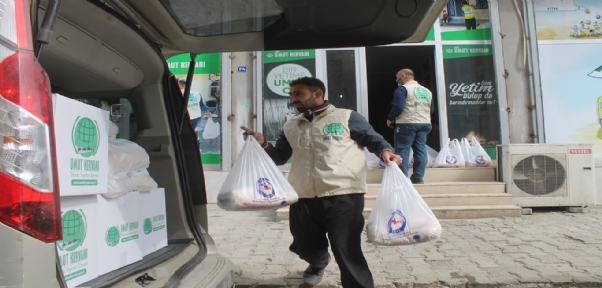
[56, 210, 87, 252]
[105, 226, 120, 247]
[143, 218, 153, 235]
[72, 116, 100, 158]
[323, 123, 344, 136]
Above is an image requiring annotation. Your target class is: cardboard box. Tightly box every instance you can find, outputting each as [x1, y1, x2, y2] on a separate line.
[56, 196, 99, 288]
[53, 94, 109, 196]
[139, 188, 168, 256]
[96, 192, 142, 275]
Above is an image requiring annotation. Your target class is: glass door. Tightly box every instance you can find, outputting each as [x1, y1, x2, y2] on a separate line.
[316, 48, 368, 117]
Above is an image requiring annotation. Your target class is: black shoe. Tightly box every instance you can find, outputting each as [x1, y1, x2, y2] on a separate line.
[303, 254, 331, 286]
[411, 178, 424, 184]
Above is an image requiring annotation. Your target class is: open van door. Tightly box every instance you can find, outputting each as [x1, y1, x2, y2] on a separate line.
[102, 0, 448, 55]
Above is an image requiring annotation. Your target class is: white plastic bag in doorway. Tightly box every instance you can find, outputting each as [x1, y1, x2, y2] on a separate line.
[202, 116, 220, 139]
[433, 139, 465, 168]
[217, 136, 299, 210]
[461, 137, 493, 167]
[366, 164, 442, 245]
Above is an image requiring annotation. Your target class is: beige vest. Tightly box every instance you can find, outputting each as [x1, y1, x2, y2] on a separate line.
[395, 80, 432, 124]
[284, 105, 367, 198]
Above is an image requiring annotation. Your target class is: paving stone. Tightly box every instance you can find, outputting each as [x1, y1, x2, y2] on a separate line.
[206, 204, 602, 287]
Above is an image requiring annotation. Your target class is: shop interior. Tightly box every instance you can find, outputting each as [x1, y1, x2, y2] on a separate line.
[365, 45, 441, 151]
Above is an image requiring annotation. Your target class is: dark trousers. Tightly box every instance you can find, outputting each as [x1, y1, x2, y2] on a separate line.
[289, 194, 374, 288]
[465, 18, 476, 30]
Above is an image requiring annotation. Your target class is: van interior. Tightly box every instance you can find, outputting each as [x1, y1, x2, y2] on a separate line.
[36, 1, 218, 287]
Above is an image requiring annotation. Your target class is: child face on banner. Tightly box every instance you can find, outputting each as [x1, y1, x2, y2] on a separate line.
[288, 84, 324, 112]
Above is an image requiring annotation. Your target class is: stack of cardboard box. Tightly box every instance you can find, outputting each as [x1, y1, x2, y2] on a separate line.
[53, 95, 167, 288]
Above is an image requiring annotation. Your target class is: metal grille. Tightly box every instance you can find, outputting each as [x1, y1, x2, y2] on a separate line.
[512, 155, 567, 196]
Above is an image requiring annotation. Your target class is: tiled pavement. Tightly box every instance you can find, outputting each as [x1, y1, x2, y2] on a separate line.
[207, 204, 602, 288]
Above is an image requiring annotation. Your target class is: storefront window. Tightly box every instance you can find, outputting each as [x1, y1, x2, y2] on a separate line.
[439, 0, 500, 157]
[533, 0, 602, 157]
[167, 53, 222, 168]
[262, 50, 316, 144]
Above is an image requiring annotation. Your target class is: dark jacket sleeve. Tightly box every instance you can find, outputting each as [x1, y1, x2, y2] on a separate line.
[265, 131, 293, 166]
[348, 111, 393, 157]
[388, 86, 407, 120]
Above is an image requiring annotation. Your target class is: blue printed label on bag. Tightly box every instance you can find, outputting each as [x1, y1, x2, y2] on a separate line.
[256, 178, 276, 198]
[446, 156, 458, 165]
[475, 155, 486, 165]
[388, 210, 407, 234]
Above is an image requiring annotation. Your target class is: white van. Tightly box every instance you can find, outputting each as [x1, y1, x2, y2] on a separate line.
[0, 0, 445, 287]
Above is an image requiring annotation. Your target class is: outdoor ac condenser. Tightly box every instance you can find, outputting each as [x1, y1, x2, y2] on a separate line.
[497, 144, 595, 208]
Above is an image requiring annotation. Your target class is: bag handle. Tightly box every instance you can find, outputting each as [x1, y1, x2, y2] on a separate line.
[450, 138, 459, 149]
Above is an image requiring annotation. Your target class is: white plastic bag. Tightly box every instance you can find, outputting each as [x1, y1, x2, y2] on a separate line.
[108, 139, 150, 178]
[461, 137, 492, 167]
[129, 169, 159, 191]
[364, 148, 385, 170]
[106, 139, 153, 196]
[409, 145, 439, 168]
[366, 164, 442, 245]
[433, 139, 465, 168]
[217, 136, 298, 210]
[202, 116, 220, 139]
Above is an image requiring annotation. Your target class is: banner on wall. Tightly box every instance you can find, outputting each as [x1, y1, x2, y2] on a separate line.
[444, 44, 500, 146]
[263, 50, 316, 143]
[167, 53, 222, 165]
[534, 0, 602, 157]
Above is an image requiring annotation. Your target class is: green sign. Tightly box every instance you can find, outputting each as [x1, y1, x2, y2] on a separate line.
[441, 28, 492, 41]
[443, 45, 493, 59]
[264, 50, 315, 63]
[167, 53, 221, 74]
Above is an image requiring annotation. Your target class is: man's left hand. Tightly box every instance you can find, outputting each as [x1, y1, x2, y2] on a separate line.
[387, 119, 394, 129]
[205, 112, 212, 117]
[381, 150, 402, 166]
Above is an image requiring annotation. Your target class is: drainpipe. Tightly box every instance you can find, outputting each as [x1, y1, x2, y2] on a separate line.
[512, 0, 540, 143]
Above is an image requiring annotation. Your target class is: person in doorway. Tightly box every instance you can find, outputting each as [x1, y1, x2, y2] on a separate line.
[241, 77, 401, 288]
[462, 0, 476, 30]
[387, 69, 433, 184]
[178, 78, 212, 131]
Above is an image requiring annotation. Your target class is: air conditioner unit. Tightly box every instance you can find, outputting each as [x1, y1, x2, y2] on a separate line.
[497, 144, 596, 208]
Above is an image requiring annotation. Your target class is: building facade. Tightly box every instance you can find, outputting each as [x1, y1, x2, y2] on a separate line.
[167, 0, 602, 205]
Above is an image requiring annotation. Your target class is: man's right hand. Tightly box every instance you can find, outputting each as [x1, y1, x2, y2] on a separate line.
[240, 126, 266, 145]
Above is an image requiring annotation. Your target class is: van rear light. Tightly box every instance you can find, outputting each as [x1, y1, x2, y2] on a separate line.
[0, 0, 61, 242]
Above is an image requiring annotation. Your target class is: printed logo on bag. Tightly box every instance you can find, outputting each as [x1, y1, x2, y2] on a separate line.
[323, 123, 343, 141]
[475, 155, 486, 165]
[388, 210, 407, 234]
[379, 160, 386, 168]
[71, 116, 100, 158]
[143, 218, 153, 235]
[105, 226, 121, 247]
[56, 210, 87, 252]
[256, 177, 276, 198]
[446, 156, 458, 165]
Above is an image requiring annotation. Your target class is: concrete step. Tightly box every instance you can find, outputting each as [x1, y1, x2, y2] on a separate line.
[276, 204, 522, 220]
[365, 193, 513, 207]
[365, 167, 497, 183]
[367, 182, 506, 195]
